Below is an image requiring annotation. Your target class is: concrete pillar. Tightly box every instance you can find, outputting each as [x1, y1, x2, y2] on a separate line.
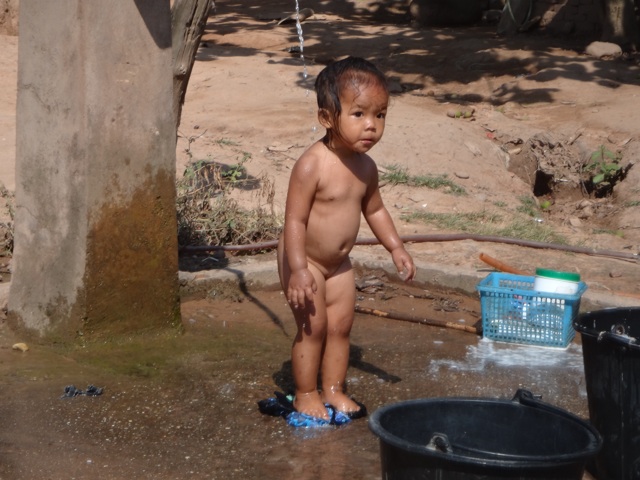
[8, 0, 181, 341]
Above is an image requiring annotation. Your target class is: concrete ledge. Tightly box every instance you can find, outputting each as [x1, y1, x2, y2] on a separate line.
[1, 252, 634, 312]
[177, 250, 639, 311]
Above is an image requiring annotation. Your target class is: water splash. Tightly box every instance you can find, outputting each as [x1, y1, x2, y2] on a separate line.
[293, 0, 318, 136]
[294, 0, 308, 81]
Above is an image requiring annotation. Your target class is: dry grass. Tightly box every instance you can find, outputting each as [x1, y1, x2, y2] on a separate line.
[176, 160, 282, 248]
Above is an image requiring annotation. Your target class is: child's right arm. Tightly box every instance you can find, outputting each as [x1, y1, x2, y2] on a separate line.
[283, 155, 319, 308]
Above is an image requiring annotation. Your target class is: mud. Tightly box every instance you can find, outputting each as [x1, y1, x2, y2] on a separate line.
[0, 270, 593, 479]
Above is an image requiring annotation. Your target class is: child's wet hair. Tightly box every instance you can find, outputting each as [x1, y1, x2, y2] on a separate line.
[314, 57, 388, 144]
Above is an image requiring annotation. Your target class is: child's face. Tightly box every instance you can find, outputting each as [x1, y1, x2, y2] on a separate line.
[325, 82, 389, 154]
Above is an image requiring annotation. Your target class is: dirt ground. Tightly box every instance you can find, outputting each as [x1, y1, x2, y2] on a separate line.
[0, 1, 639, 479]
[174, 0, 640, 296]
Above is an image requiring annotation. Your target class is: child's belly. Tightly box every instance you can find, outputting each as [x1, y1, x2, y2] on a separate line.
[305, 211, 361, 274]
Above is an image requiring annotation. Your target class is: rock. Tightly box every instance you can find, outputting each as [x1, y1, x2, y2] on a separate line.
[577, 206, 594, 219]
[464, 141, 482, 156]
[569, 217, 582, 227]
[454, 171, 470, 179]
[12, 342, 29, 352]
[609, 270, 622, 278]
[585, 41, 622, 59]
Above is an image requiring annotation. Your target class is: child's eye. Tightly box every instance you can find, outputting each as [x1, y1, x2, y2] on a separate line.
[377, 112, 387, 119]
[353, 111, 364, 117]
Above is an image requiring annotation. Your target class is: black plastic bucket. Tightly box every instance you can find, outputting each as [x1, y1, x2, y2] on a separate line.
[575, 307, 640, 480]
[369, 389, 601, 480]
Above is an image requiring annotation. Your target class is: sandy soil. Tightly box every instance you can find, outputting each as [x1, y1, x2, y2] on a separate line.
[0, 1, 639, 479]
[174, 0, 640, 294]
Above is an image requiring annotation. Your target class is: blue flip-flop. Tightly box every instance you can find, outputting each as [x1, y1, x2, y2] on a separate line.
[257, 392, 354, 428]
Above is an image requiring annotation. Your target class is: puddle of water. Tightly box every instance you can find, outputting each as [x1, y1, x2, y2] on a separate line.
[429, 338, 585, 372]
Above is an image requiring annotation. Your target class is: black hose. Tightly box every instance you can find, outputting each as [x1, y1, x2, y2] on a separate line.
[179, 233, 639, 262]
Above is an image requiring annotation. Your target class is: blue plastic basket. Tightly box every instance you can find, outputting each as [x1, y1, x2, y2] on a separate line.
[476, 273, 588, 348]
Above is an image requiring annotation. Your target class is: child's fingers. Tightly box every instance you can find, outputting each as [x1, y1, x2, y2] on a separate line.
[287, 288, 304, 308]
[288, 284, 316, 309]
[304, 286, 315, 302]
[401, 258, 417, 282]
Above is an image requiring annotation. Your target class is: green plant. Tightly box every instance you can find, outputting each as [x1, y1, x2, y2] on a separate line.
[516, 196, 539, 217]
[380, 164, 410, 184]
[221, 152, 251, 185]
[539, 200, 552, 210]
[215, 137, 241, 147]
[402, 210, 567, 244]
[625, 200, 640, 207]
[584, 145, 622, 185]
[592, 228, 625, 237]
[380, 165, 466, 195]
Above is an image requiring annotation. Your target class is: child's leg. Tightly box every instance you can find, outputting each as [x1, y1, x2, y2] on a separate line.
[289, 269, 329, 419]
[319, 259, 361, 414]
[278, 241, 330, 419]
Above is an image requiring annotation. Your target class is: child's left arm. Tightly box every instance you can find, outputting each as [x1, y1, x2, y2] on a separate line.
[363, 170, 416, 282]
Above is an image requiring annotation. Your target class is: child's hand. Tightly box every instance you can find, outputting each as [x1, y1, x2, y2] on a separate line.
[287, 268, 317, 309]
[391, 247, 416, 282]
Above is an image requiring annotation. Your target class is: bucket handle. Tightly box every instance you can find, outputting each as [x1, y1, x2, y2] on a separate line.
[511, 389, 574, 420]
[426, 433, 453, 454]
[597, 324, 638, 348]
[426, 429, 547, 460]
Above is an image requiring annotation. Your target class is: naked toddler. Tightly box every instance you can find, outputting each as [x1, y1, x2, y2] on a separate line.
[277, 56, 417, 420]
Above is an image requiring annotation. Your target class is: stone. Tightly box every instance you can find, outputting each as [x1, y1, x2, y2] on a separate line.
[585, 41, 622, 59]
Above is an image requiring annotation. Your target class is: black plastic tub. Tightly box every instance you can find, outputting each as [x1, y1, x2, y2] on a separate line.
[575, 307, 640, 480]
[369, 389, 601, 480]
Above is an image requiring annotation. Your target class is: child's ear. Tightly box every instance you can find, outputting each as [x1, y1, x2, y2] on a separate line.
[317, 109, 332, 129]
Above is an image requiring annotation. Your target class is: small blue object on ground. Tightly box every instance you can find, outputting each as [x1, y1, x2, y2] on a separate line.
[61, 384, 104, 398]
[257, 391, 366, 428]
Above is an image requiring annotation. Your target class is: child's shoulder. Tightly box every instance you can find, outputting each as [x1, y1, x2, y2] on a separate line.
[295, 141, 330, 166]
[303, 140, 329, 157]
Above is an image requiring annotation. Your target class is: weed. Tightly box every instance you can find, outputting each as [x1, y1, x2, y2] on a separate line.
[584, 145, 622, 185]
[215, 138, 241, 147]
[0, 185, 13, 255]
[178, 129, 208, 160]
[403, 210, 567, 244]
[625, 200, 640, 207]
[380, 164, 410, 184]
[581, 145, 628, 197]
[380, 165, 466, 195]
[592, 228, 624, 237]
[220, 153, 251, 185]
[516, 196, 539, 217]
[176, 160, 281, 248]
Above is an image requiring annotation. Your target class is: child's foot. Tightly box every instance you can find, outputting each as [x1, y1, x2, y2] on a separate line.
[322, 390, 365, 417]
[293, 390, 330, 420]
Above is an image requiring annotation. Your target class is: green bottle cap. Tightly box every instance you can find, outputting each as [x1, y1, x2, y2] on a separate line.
[535, 268, 580, 282]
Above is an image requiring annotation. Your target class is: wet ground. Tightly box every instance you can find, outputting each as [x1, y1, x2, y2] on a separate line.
[0, 256, 601, 479]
